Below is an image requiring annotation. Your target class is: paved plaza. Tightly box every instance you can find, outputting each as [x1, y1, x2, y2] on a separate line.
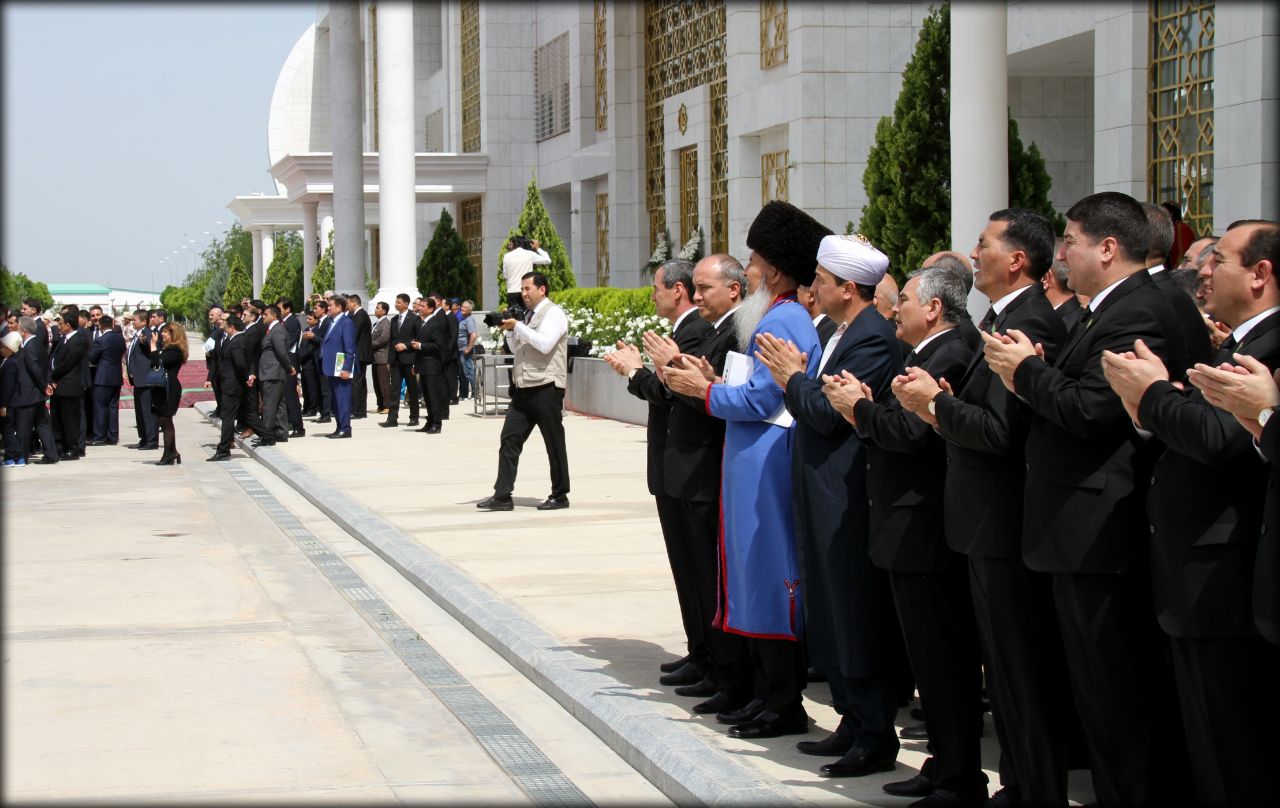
[4, 397, 1097, 805]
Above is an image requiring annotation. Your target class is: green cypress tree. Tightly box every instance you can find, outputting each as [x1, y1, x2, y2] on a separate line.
[312, 230, 335, 294]
[261, 231, 305, 304]
[418, 208, 477, 299]
[496, 174, 576, 294]
[223, 254, 252, 307]
[860, 2, 1063, 279]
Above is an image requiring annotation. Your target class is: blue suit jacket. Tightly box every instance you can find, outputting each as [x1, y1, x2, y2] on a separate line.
[89, 330, 126, 387]
[321, 313, 358, 377]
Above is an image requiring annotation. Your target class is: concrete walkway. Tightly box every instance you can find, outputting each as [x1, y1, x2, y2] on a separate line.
[2, 411, 667, 805]
[185, 395, 1098, 806]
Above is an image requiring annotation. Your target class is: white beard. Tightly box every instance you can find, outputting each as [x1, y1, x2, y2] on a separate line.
[733, 285, 773, 351]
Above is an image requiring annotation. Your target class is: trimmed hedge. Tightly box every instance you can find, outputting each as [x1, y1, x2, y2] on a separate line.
[552, 287, 656, 320]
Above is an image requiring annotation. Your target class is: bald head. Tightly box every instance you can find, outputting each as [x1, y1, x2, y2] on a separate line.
[924, 251, 974, 292]
[1178, 236, 1218, 269]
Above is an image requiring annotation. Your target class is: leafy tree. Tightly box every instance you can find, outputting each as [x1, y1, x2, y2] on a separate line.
[859, 2, 1062, 279]
[1, 265, 53, 311]
[312, 230, 335, 294]
[418, 208, 476, 299]
[202, 262, 229, 312]
[261, 231, 304, 304]
[160, 284, 205, 324]
[223, 254, 252, 307]
[496, 174, 576, 294]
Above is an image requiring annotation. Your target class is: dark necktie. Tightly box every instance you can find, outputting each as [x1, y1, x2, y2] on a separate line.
[978, 307, 997, 333]
[524, 309, 535, 325]
[904, 350, 918, 366]
[1213, 334, 1238, 364]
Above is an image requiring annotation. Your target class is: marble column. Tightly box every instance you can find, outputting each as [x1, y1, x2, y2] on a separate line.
[319, 203, 335, 259]
[330, 1, 367, 295]
[951, 1, 1008, 320]
[251, 227, 264, 297]
[302, 201, 319, 301]
[258, 227, 275, 299]
[374, 1, 420, 306]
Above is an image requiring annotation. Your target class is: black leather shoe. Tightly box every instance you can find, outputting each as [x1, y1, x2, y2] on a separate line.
[716, 698, 764, 725]
[660, 654, 693, 674]
[901, 722, 929, 740]
[125, 442, 144, 449]
[820, 747, 898, 778]
[728, 709, 809, 739]
[406, 418, 419, 427]
[692, 691, 747, 715]
[476, 495, 514, 511]
[536, 496, 569, 511]
[379, 420, 398, 428]
[659, 661, 704, 687]
[315, 416, 332, 424]
[415, 424, 433, 433]
[252, 439, 275, 448]
[984, 787, 1019, 807]
[674, 677, 717, 698]
[425, 424, 441, 434]
[141, 443, 159, 450]
[884, 774, 936, 797]
[35, 456, 59, 464]
[289, 429, 306, 438]
[58, 452, 80, 461]
[207, 452, 231, 461]
[910, 787, 988, 807]
[806, 666, 828, 682]
[449, 398, 459, 404]
[88, 439, 107, 446]
[352, 413, 366, 419]
[797, 728, 855, 757]
[210, 410, 222, 419]
[326, 431, 352, 439]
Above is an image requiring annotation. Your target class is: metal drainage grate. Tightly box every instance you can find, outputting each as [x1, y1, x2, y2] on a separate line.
[221, 465, 593, 807]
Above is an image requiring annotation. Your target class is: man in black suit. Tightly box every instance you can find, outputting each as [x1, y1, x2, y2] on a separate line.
[47, 313, 88, 459]
[757, 236, 909, 781]
[247, 305, 293, 447]
[346, 294, 373, 419]
[823, 267, 984, 803]
[1104, 218, 1280, 807]
[83, 306, 103, 441]
[604, 259, 733, 700]
[87, 315, 126, 445]
[298, 307, 320, 416]
[276, 297, 305, 436]
[13, 316, 59, 464]
[922, 251, 983, 353]
[897, 209, 1070, 807]
[124, 309, 158, 450]
[431, 292, 461, 407]
[308, 299, 333, 423]
[983, 192, 1192, 807]
[209, 316, 251, 461]
[1142, 202, 1213, 374]
[205, 306, 226, 418]
[238, 300, 267, 434]
[411, 296, 450, 434]
[381, 293, 420, 428]
[1041, 251, 1086, 333]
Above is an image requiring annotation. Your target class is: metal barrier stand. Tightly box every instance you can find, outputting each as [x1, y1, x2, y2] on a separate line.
[473, 353, 515, 416]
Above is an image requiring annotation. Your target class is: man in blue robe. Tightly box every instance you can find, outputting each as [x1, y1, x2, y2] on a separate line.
[666, 200, 829, 739]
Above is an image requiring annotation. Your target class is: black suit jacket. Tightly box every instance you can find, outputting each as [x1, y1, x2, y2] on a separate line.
[217, 332, 252, 391]
[414, 311, 451, 375]
[49, 329, 88, 397]
[13, 340, 47, 407]
[626, 310, 714, 499]
[388, 310, 421, 366]
[1054, 296, 1086, 333]
[814, 314, 838, 345]
[281, 313, 302, 369]
[351, 308, 373, 365]
[1255, 418, 1280, 645]
[1150, 267, 1213, 376]
[855, 327, 973, 573]
[1139, 309, 1280, 638]
[205, 328, 225, 383]
[0, 356, 18, 411]
[243, 319, 266, 362]
[1014, 269, 1191, 573]
[935, 286, 1067, 559]
[445, 313, 460, 365]
[89, 330, 126, 387]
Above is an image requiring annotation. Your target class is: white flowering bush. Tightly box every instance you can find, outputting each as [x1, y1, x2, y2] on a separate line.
[562, 305, 669, 358]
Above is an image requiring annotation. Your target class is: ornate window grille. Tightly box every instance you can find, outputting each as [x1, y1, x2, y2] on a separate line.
[460, 198, 484, 306]
[709, 79, 728, 254]
[595, 1, 608, 131]
[1148, 0, 1214, 236]
[536, 33, 572, 142]
[460, 0, 481, 153]
[644, 0, 727, 250]
[760, 0, 788, 68]
[762, 149, 789, 204]
[679, 146, 699, 245]
[596, 193, 610, 286]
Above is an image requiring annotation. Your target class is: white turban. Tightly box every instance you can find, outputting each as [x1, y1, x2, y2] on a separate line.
[817, 234, 890, 285]
[1, 332, 21, 353]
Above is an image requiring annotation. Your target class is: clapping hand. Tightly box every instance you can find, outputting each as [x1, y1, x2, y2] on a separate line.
[754, 332, 808, 389]
[664, 355, 714, 398]
[1187, 353, 1280, 440]
[603, 341, 643, 377]
[821, 370, 872, 426]
[1100, 339, 1169, 427]
[982, 329, 1041, 394]
[892, 366, 950, 426]
[641, 332, 680, 370]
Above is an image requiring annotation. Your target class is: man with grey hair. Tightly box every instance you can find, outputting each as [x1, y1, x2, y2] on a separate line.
[1042, 241, 1086, 332]
[13, 316, 59, 464]
[924, 251, 981, 351]
[1143, 201, 1213, 370]
[822, 265, 983, 797]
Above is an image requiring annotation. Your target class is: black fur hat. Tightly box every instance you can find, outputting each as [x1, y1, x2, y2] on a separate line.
[745, 201, 832, 287]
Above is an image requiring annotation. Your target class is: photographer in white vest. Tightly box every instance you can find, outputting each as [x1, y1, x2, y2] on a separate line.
[477, 271, 571, 512]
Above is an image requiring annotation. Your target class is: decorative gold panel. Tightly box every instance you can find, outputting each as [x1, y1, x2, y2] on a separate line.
[679, 146, 699, 245]
[595, 0, 608, 131]
[535, 33, 571, 142]
[760, 0, 788, 68]
[460, 197, 484, 306]
[461, 0, 481, 153]
[596, 193, 610, 286]
[709, 79, 728, 254]
[644, 0, 727, 250]
[762, 149, 789, 204]
[1148, 0, 1214, 236]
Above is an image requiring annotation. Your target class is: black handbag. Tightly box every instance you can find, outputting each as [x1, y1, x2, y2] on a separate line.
[143, 360, 167, 389]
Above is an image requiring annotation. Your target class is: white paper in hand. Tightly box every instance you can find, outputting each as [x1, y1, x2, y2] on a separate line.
[203, 336, 216, 353]
[723, 351, 753, 386]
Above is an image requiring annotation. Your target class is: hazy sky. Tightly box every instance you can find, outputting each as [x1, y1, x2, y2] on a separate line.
[3, 2, 317, 291]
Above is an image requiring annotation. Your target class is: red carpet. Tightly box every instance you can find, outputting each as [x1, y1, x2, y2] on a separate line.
[120, 358, 215, 409]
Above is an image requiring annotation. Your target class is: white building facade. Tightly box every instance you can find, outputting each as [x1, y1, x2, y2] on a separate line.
[231, 0, 1277, 309]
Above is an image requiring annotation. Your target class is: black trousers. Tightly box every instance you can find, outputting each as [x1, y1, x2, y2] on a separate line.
[1, 413, 17, 459]
[373, 363, 389, 410]
[827, 672, 899, 755]
[493, 383, 569, 499]
[259, 378, 288, 440]
[51, 395, 81, 454]
[1169, 634, 1280, 807]
[15, 402, 58, 461]
[420, 370, 447, 426]
[969, 556, 1071, 806]
[284, 371, 302, 430]
[351, 364, 367, 416]
[210, 373, 223, 414]
[387, 363, 417, 422]
[316, 360, 332, 417]
[300, 365, 319, 414]
[685, 496, 750, 697]
[1051, 571, 1186, 807]
[747, 636, 805, 716]
[92, 385, 121, 442]
[656, 494, 710, 667]
[133, 387, 158, 445]
[216, 388, 242, 453]
[444, 359, 458, 405]
[82, 386, 95, 441]
[889, 567, 986, 792]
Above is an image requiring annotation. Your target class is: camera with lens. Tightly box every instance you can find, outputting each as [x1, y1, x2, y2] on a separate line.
[483, 306, 523, 328]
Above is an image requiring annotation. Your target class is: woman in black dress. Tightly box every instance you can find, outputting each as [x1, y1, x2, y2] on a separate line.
[150, 321, 188, 465]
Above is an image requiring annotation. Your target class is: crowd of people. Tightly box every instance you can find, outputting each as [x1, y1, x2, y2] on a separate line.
[603, 195, 1278, 808]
